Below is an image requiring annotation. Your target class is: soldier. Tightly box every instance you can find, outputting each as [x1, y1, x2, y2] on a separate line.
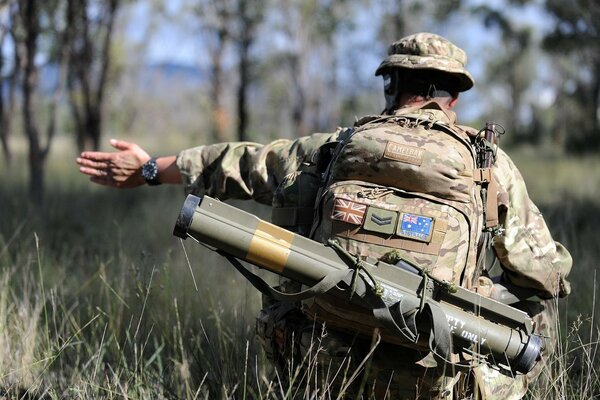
[77, 33, 572, 399]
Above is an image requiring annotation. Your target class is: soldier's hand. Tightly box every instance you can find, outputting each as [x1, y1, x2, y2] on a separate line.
[76, 139, 151, 188]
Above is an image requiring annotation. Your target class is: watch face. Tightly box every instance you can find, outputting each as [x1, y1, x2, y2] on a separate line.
[142, 159, 159, 183]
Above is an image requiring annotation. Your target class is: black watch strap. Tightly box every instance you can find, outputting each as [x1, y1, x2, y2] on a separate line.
[141, 158, 162, 186]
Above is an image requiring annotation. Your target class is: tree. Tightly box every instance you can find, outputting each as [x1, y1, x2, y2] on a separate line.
[376, 1, 463, 47]
[194, 0, 234, 143]
[271, 0, 310, 137]
[234, 0, 263, 142]
[308, 0, 357, 131]
[265, 0, 357, 137]
[542, 0, 600, 152]
[473, 5, 537, 141]
[190, 0, 263, 142]
[0, 1, 18, 166]
[65, 0, 121, 151]
[12, 0, 66, 198]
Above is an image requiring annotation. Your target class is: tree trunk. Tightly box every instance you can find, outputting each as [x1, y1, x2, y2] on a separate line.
[21, 0, 46, 199]
[237, 38, 249, 142]
[210, 37, 228, 142]
[0, 23, 13, 166]
[234, 0, 264, 142]
[28, 144, 45, 200]
[289, 53, 306, 137]
[67, 0, 119, 152]
[88, 106, 102, 150]
[326, 36, 338, 130]
[593, 62, 600, 142]
[0, 78, 11, 166]
[236, 0, 252, 142]
[75, 106, 101, 151]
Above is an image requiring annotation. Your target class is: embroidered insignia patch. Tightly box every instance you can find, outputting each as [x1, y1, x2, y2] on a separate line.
[371, 214, 393, 225]
[364, 207, 398, 235]
[397, 213, 434, 242]
[331, 198, 367, 225]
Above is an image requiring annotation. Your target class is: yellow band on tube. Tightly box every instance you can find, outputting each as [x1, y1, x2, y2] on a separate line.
[246, 221, 294, 273]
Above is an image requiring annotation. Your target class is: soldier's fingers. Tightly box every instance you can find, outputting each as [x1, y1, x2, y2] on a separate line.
[109, 138, 135, 151]
[79, 151, 116, 162]
[79, 166, 108, 177]
[76, 157, 108, 169]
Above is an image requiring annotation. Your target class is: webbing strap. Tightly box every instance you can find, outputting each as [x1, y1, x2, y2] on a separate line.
[421, 301, 469, 370]
[485, 178, 499, 228]
[309, 127, 357, 238]
[473, 168, 492, 182]
[224, 254, 469, 370]
[223, 252, 422, 345]
[474, 167, 499, 228]
[222, 252, 350, 303]
[372, 294, 420, 343]
[331, 221, 444, 256]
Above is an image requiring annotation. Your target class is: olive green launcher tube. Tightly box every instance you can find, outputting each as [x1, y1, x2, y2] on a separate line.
[173, 194, 347, 286]
[173, 194, 542, 374]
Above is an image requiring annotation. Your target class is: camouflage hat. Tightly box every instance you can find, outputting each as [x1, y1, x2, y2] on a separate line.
[375, 32, 474, 92]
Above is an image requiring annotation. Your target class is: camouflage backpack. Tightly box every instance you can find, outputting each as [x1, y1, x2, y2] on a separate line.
[313, 109, 485, 287]
[274, 105, 497, 286]
[269, 104, 501, 340]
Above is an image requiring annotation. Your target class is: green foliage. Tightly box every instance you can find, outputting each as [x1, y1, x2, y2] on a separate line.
[471, 0, 600, 153]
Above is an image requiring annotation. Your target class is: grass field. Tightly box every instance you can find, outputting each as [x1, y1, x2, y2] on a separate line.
[0, 139, 598, 399]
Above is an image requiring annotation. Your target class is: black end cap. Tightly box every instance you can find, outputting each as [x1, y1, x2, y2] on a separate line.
[173, 194, 202, 239]
[512, 334, 544, 374]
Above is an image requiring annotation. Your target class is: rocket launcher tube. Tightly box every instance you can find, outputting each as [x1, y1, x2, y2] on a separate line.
[173, 194, 543, 374]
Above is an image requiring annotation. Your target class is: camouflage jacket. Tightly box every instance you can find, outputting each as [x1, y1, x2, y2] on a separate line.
[176, 103, 572, 299]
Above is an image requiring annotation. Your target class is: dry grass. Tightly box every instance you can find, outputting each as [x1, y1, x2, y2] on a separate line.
[0, 143, 598, 398]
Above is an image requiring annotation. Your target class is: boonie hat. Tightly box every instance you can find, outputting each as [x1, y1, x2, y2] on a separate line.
[375, 32, 474, 92]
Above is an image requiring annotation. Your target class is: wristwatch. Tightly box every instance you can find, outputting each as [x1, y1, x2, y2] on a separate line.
[141, 158, 162, 186]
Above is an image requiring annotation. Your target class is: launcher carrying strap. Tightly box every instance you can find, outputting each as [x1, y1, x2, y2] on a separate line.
[221, 252, 349, 304]
[223, 252, 421, 347]
[222, 248, 470, 371]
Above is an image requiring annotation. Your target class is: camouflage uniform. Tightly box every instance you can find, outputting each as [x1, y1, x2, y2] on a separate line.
[176, 33, 572, 399]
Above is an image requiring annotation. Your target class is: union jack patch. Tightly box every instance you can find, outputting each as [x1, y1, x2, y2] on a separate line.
[331, 198, 367, 225]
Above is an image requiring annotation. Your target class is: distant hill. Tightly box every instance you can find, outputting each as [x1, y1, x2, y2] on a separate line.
[35, 62, 207, 94]
[139, 63, 206, 88]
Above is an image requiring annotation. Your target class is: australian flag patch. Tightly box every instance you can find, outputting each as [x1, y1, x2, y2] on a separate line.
[398, 213, 434, 242]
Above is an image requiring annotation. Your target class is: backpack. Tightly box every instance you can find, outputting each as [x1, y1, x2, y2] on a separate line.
[269, 105, 499, 335]
[311, 112, 484, 287]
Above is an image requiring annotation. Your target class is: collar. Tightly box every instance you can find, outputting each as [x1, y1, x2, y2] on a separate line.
[392, 100, 457, 125]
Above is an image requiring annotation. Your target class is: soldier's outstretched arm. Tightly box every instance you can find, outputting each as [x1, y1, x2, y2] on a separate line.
[175, 133, 338, 204]
[76, 139, 182, 188]
[77, 132, 339, 204]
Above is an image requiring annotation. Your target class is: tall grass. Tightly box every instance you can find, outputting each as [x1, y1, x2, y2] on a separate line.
[0, 144, 599, 398]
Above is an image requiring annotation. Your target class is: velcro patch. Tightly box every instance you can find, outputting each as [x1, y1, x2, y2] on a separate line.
[331, 198, 366, 225]
[364, 207, 398, 235]
[397, 213, 434, 242]
[383, 141, 424, 165]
